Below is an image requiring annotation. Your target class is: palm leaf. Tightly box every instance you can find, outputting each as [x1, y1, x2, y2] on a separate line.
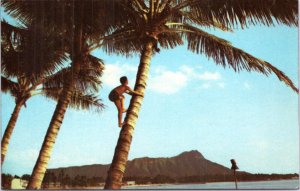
[1, 21, 68, 80]
[170, 11, 234, 32]
[1, 20, 26, 34]
[42, 88, 104, 113]
[158, 30, 184, 49]
[1, 76, 19, 95]
[2, 0, 128, 44]
[43, 55, 104, 92]
[1, 21, 26, 51]
[101, 25, 143, 56]
[175, 0, 298, 28]
[101, 23, 183, 55]
[176, 24, 298, 92]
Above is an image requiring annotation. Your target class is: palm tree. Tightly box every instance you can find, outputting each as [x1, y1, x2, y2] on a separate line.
[103, 0, 298, 189]
[1, 20, 66, 165]
[2, 0, 128, 188]
[1, 21, 104, 165]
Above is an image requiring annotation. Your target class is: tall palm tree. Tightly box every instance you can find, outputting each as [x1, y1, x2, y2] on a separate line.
[103, 0, 298, 189]
[2, 0, 128, 188]
[1, 21, 104, 165]
[1, 20, 66, 164]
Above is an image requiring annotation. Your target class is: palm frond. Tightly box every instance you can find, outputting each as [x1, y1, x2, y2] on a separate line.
[101, 25, 143, 56]
[177, 24, 298, 92]
[132, 0, 148, 13]
[69, 91, 105, 113]
[101, 22, 183, 55]
[1, 20, 27, 34]
[78, 54, 104, 91]
[42, 88, 104, 113]
[175, 0, 298, 28]
[1, 21, 26, 50]
[1, 76, 19, 95]
[170, 11, 234, 32]
[43, 55, 104, 92]
[158, 29, 184, 49]
[42, 68, 69, 90]
[2, 0, 129, 44]
[1, 20, 68, 80]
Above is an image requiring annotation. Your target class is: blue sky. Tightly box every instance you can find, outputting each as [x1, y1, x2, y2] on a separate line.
[1, 11, 299, 176]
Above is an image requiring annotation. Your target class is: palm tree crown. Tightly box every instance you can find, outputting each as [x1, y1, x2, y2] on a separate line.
[1, 20, 105, 165]
[1, 21, 105, 112]
[105, 0, 298, 92]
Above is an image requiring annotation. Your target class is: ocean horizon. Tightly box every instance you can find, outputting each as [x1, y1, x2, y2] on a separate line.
[123, 179, 299, 190]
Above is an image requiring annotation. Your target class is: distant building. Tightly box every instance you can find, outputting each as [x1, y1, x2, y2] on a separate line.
[11, 178, 28, 189]
[125, 181, 136, 186]
[98, 182, 105, 186]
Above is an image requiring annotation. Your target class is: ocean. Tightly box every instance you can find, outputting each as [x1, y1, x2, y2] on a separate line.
[124, 179, 299, 190]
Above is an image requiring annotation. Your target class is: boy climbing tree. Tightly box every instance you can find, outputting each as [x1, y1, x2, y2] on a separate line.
[109, 76, 144, 127]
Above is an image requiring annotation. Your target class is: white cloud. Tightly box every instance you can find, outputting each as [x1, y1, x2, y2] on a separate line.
[180, 65, 221, 81]
[180, 65, 195, 75]
[102, 62, 138, 87]
[149, 71, 188, 94]
[102, 63, 224, 94]
[148, 65, 224, 94]
[154, 65, 168, 74]
[196, 72, 221, 81]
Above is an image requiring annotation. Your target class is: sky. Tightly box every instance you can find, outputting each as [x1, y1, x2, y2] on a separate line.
[1, 9, 299, 177]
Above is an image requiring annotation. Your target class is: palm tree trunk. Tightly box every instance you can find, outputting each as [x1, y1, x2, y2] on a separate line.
[27, 44, 82, 190]
[26, 75, 76, 189]
[104, 41, 154, 189]
[1, 99, 25, 165]
[27, 5, 84, 187]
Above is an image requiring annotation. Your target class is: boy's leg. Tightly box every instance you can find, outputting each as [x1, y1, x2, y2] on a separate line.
[114, 100, 123, 127]
[120, 95, 127, 113]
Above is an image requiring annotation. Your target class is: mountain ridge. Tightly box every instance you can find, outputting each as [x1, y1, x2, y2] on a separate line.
[48, 150, 243, 179]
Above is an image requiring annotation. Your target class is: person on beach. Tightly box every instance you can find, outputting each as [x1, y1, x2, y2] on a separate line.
[109, 76, 144, 128]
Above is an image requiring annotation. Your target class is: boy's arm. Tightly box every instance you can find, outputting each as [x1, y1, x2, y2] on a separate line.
[126, 86, 144, 97]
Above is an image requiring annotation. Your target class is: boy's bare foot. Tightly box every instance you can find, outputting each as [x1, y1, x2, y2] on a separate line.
[122, 109, 127, 113]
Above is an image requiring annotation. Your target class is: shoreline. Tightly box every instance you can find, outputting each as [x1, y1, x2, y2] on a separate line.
[44, 179, 298, 189]
[123, 178, 299, 188]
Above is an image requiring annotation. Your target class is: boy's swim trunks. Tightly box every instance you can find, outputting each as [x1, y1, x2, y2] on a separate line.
[109, 90, 120, 102]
